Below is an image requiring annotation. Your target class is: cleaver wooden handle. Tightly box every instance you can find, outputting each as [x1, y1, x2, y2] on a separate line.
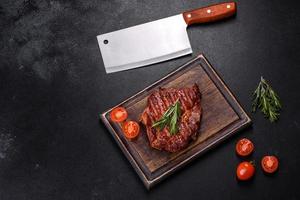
[183, 2, 236, 25]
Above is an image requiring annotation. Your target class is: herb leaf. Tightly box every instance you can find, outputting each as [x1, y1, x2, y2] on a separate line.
[252, 77, 282, 122]
[152, 100, 181, 135]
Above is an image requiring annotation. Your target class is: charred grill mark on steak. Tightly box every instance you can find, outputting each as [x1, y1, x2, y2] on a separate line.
[140, 84, 202, 153]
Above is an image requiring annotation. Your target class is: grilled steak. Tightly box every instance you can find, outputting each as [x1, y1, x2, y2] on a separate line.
[140, 84, 202, 152]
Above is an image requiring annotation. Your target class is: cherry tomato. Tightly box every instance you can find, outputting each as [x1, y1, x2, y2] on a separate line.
[236, 138, 254, 156]
[261, 156, 279, 174]
[236, 161, 255, 181]
[123, 120, 140, 139]
[110, 107, 128, 122]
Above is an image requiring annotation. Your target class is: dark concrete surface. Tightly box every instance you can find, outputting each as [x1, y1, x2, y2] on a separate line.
[0, 0, 300, 199]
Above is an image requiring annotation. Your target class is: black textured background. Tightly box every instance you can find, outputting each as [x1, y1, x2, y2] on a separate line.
[0, 0, 300, 199]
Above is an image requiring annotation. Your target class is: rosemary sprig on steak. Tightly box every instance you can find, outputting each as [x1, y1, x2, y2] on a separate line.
[152, 100, 181, 135]
[252, 77, 282, 122]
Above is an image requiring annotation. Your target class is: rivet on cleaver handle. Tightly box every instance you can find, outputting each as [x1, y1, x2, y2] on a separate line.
[97, 2, 237, 73]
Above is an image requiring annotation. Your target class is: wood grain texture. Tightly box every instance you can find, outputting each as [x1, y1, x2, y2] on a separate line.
[183, 2, 236, 25]
[101, 54, 251, 189]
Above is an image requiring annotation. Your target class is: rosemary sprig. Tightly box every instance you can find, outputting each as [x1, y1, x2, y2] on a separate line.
[252, 77, 282, 122]
[152, 100, 181, 135]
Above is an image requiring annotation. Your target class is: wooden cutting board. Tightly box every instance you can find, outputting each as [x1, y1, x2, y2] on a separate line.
[100, 54, 251, 189]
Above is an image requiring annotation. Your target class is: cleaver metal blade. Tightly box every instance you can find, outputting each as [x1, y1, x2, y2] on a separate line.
[97, 2, 236, 73]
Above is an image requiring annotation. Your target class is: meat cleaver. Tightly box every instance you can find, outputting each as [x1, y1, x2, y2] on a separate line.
[97, 2, 236, 73]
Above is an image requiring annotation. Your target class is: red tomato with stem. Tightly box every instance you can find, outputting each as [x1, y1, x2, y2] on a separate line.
[236, 161, 255, 181]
